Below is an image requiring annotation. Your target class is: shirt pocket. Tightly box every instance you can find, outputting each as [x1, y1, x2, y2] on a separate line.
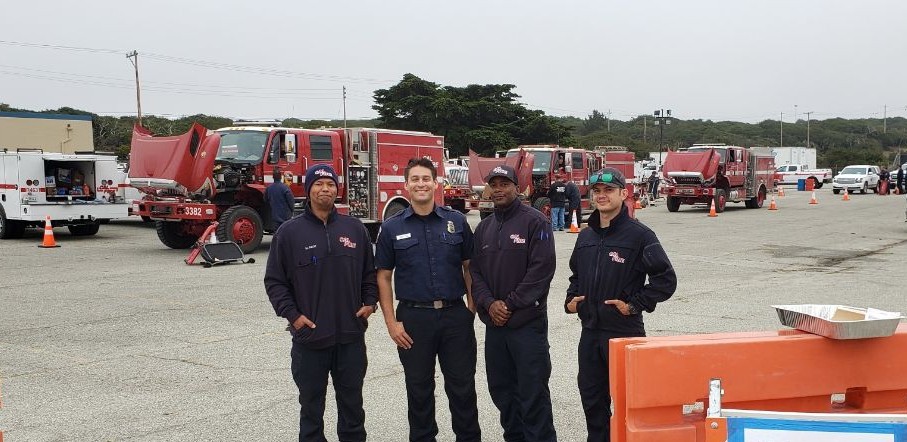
[393, 237, 420, 267]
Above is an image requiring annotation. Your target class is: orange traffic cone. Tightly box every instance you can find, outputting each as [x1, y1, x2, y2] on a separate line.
[768, 196, 778, 210]
[777, 186, 785, 197]
[568, 215, 580, 233]
[634, 198, 642, 209]
[842, 189, 850, 201]
[708, 199, 718, 217]
[38, 215, 60, 248]
[809, 191, 818, 205]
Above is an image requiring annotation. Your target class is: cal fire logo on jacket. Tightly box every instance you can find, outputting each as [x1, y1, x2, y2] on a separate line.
[609, 251, 626, 263]
[510, 234, 526, 244]
[339, 236, 357, 249]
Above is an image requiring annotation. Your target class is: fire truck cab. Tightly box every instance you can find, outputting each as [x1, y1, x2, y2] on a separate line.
[130, 124, 445, 252]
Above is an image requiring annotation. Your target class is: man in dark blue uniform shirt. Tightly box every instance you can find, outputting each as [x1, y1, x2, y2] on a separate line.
[471, 165, 557, 442]
[264, 167, 295, 231]
[375, 158, 481, 442]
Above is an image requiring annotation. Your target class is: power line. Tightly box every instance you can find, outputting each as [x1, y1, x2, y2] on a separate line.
[0, 39, 122, 54]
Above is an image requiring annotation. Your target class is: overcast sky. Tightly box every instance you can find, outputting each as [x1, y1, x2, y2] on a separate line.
[2, 0, 905, 123]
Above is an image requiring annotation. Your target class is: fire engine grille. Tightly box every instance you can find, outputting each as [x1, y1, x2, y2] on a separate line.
[673, 176, 703, 185]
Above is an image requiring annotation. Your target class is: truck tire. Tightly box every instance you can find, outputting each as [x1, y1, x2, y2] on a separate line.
[714, 189, 727, 213]
[811, 177, 823, 189]
[0, 206, 26, 239]
[745, 186, 766, 209]
[156, 221, 199, 249]
[832, 189, 840, 195]
[861, 183, 868, 194]
[385, 201, 407, 219]
[532, 197, 551, 218]
[68, 223, 100, 236]
[217, 205, 264, 254]
[666, 196, 681, 212]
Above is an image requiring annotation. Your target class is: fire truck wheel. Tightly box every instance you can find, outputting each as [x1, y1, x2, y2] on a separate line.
[666, 196, 681, 212]
[217, 205, 263, 254]
[385, 201, 408, 219]
[532, 197, 552, 218]
[714, 189, 727, 213]
[68, 222, 101, 236]
[745, 186, 766, 209]
[0, 206, 26, 239]
[156, 221, 199, 249]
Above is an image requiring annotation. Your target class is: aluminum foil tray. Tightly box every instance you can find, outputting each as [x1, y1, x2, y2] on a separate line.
[773, 304, 904, 340]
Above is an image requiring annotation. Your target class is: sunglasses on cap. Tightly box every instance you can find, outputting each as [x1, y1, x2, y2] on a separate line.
[590, 172, 617, 185]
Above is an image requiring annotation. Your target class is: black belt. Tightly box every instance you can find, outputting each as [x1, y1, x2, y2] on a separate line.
[400, 298, 464, 309]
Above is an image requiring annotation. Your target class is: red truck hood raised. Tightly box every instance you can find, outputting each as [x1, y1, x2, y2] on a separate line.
[468, 150, 534, 195]
[129, 123, 221, 197]
[662, 149, 720, 182]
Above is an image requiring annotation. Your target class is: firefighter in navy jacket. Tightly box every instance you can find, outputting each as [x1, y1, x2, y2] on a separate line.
[264, 164, 378, 442]
[471, 165, 558, 442]
[565, 167, 676, 442]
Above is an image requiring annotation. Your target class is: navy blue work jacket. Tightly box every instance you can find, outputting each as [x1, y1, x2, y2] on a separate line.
[375, 205, 473, 302]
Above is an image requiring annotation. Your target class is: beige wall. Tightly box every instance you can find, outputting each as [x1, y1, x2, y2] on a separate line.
[0, 116, 94, 154]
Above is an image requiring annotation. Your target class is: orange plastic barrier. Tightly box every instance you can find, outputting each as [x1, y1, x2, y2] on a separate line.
[805, 177, 815, 191]
[610, 324, 907, 442]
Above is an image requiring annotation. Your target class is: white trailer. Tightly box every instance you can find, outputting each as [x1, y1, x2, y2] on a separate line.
[769, 147, 817, 170]
[0, 150, 127, 238]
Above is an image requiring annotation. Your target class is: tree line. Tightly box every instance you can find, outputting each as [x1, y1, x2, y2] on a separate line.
[4, 74, 905, 169]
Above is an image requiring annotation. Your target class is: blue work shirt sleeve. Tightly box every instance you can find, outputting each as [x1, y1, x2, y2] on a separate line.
[374, 223, 396, 270]
[359, 223, 379, 306]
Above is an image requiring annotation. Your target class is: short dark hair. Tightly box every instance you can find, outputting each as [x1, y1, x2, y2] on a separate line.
[404, 157, 437, 180]
[272, 167, 282, 180]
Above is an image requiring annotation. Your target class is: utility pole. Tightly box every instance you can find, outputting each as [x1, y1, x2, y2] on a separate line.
[653, 109, 672, 166]
[780, 112, 783, 147]
[883, 104, 887, 134]
[342, 85, 347, 129]
[607, 109, 611, 133]
[643, 116, 647, 143]
[804, 111, 813, 148]
[126, 50, 142, 125]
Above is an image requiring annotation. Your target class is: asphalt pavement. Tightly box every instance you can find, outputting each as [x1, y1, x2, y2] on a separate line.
[1, 187, 906, 441]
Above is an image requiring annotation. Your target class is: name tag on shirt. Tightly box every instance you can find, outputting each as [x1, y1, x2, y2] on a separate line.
[396, 233, 412, 240]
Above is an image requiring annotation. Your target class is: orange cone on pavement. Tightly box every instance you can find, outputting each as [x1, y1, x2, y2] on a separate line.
[568, 215, 580, 233]
[708, 199, 718, 217]
[778, 186, 785, 197]
[768, 196, 778, 210]
[809, 191, 818, 205]
[842, 189, 850, 201]
[38, 216, 60, 248]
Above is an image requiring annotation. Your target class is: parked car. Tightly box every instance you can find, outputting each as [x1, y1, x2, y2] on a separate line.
[832, 165, 880, 194]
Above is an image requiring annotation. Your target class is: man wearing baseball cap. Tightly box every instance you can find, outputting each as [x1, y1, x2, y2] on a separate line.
[564, 167, 676, 441]
[471, 164, 558, 441]
[265, 163, 378, 441]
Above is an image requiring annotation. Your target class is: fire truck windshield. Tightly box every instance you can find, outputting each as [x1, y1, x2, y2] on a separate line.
[507, 150, 553, 173]
[216, 131, 269, 163]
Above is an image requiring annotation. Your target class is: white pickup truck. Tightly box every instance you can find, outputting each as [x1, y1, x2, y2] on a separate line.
[774, 164, 833, 188]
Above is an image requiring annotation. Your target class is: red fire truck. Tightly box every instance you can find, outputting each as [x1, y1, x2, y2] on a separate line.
[442, 163, 473, 214]
[129, 123, 445, 252]
[467, 145, 637, 219]
[662, 144, 775, 213]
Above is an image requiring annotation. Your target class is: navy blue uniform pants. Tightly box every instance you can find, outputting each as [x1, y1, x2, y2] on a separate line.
[578, 329, 644, 442]
[397, 303, 481, 442]
[291, 339, 367, 442]
[485, 318, 556, 442]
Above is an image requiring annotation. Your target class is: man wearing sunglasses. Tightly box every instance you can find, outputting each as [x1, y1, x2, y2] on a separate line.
[564, 167, 677, 442]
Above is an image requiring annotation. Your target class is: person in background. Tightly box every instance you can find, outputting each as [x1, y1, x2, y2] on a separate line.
[471, 165, 558, 442]
[547, 174, 568, 231]
[897, 164, 905, 195]
[264, 164, 378, 442]
[647, 170, 660, 202]
[565, 167, 677, 442]
[565, 178, 582, 228]
[265, 167, 295, 231]
[375, 158, 481, 442]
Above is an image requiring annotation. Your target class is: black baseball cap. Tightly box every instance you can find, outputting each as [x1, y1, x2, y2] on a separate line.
[485, 165, 518, 186]
[589, 167, 626, 189]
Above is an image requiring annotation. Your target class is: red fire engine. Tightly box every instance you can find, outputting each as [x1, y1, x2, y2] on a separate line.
[661, 144, 775, 213]
[467, 145, 637, 220]
[129, 122, 445, 252]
